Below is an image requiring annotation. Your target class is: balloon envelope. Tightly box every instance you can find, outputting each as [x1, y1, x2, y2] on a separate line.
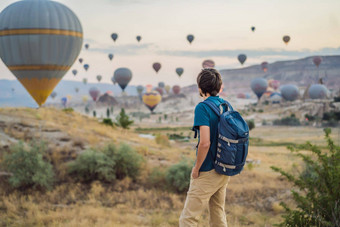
[136, 36, 141, 42]
[111, 33, 118, 42]
[176, 68, 184, 77]
[72, 70, 77, 76]
[270, 92, 282, 103]
[251, 78, 268, 99]
[85, 44, 89, 49]
[0, 0, 83, 106]
[202, 60, 215, 68]
[261, 62, 268, 72]
[146, 84, 153, 93]
[61, 97, 67, 107]
[280, 84, 299, 101]
[158, 82, 165, 88]
[283, 35, 290, 44]
[187, 34, 194, 44]
[89, 87, 100, 101]
[238, 54, 247, 65]
[96, 75, 102, 82]
[142, 91, 162, 112]
[172, 85, 181, 95]
[308, 84, 329, 99]
[269, 80, 280, 90]
[153, 63, 161, 73]
[84, 64, 89, 71]
[51, 91, 57, 99]
[251, 26, 255, 32]
[137, 85, 144, 95]
[155, 87, 164, 96]
[313, 56, 322, 68]
[114, 68, 132, 91]
[108, 54, 113, 61]
[79, 58, 83, 64]
[83, 78, 87, 84]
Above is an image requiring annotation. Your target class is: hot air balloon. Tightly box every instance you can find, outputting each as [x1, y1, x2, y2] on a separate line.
[111, 76, 116, 85]
[84, 64, 89, 71]
[251, 78, 268, 100]
[142, 91, 162, 113]
[50, 91, 57, 99]
[268, 80, 280, 90]
[85, 44, 89, 49]
[308, 84, 329, 99]
[187, 34, 194, 44]
[72, 70, 77, 76]
[261, 62, 268, 72]
[158, 82, 165, 88]
[108, 54, 113, 61]
[82, 96, 88, 103]
[75, 87, 79, 93]
[238, 54, 247, 65]
[176, 68, 184, 77]
[251, 26, 255, 32]
[164, 85, 170, 94]
[146, 84, 153, 93]
[114, 68, 132, 92]
[283, 35, 290, 45]
[153, 63, 161, 73]
[155, 87, 164, 96]
[313, 56, 322, 68]
[89, 87, 100, 101]
[61, 97, 67, 108]
[173, 85, 181, 95]
[270, 92, 282, 104]
[136, 36, 141, 42]
[137, 85, 144, 96]
[280, 84, 299, 101]
[0, 0, 83, 107]
[83, 78, 87, 85]
[96, 75, 102, 82]
[79, 58, 83, 64]
[202, 60, 215, 68]
[237, 93, 246, 99]
[111, 33, 118, 42]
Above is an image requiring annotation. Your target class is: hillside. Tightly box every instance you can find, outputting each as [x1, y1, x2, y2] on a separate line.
[0, 107, 338, 226]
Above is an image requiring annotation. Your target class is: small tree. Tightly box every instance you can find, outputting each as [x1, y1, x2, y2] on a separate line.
[271, 128, 340, 227]
[93, 110, 97, 118]
[246, 119, 255, 130]
[116, 108, 134, 129]
[106, 108, 110, 118]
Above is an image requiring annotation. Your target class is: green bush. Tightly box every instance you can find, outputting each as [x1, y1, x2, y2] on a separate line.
[148, 167, 167, 189]
[2, 141, 54, 190]
[116, 108, 134, 129]
[273, 114, 300, 126]
[271, 128, 340, 226]
[68, 149, 116, 183]
[102, 118, 114, 127]
[62, 108, 74, 113]
[104, 143, 144, 181]
[246, 119, 255, 131]
[165, 159, 193, 193]
[155, 134, 170, 147]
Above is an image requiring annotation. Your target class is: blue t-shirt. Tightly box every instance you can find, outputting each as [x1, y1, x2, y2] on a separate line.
[193, 96, 226, 172]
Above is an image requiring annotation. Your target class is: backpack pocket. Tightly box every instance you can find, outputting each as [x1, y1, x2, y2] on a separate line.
[217, 141, 237, 165]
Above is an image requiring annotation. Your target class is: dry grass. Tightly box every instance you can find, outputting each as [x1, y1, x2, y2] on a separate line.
[1, 107, 332, 226]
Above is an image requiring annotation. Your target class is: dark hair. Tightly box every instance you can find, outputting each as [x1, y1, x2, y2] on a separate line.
[197, 68, 222, 97]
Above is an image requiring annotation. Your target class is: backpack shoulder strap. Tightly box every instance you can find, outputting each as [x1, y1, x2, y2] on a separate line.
[202, 100, 221, 116]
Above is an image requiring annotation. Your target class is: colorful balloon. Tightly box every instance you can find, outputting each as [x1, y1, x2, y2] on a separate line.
[313, 56, 322, 68]
[89, 87, 100, 101]
[72, 70, 78, 76]
[238, 54, 247, 65]
[172, 85, 181, 95]
[114, 68, 132, 91]
[280, 84, 299, 101]
[96, 75, 102, 82]
[108, 54, 114, 61]
[61, 97, 67, 107]
[111, 76, 116, 85]
[202, 60, 215, 68]
[158, 82, 165, 88]
[187, 34, 194, 44]
[137, 85, 144, 96]
[268, 80, 280, 90]
[85, 44, 89, 49]
[237, 93, 246, 99]
[251, 26, 255, 32]
[83, 78, 87, 85]
[142, 91, 162, 112]
[153, 63, 161, 73]
[84, 64, 89, 71]
[111, 33, 118, 42]
[164, 85, 171, 94]
[251, 78, 268, 99]
[0, 0, 83, 106]
[176, 68, 184, 77]
[136, 36, 141, 42]
[308, 84, 329, 99]
[270, 92, 282, 104]
[261, 62, 268, 72]
[50, 91, 57, 99]
[79, 58, 83, 64]
[146, 84, 153, 93]
[283, 35, 290, 45]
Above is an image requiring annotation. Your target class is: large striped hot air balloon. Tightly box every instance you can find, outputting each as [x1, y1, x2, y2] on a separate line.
[0, 0, 83, 107]
[142, 91, 162, 113]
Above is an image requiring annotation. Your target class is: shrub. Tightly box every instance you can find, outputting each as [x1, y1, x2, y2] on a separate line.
[246, 119, 255, 130]
[273, 114, 300, 126]
[68, 149, 116, 183]
[106, 108, 110, 118]
[104, 143, 144, 181]
[165, 159, 193, 193]
[102, 118, 114, 127]
[116, 108, 134, 129]
[271, 128, 340, 227]
[155, 134, 170, 147]
[62, 108, 74, 113]
[148, 167, 167, 189]
[93, 110, 97, 118]
[2, 141, 54, 190]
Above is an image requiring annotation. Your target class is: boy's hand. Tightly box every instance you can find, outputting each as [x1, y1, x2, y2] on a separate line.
[191, 167, 200, 179]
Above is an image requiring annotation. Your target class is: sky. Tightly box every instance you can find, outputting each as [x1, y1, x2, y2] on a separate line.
[0, 0, 339, 87]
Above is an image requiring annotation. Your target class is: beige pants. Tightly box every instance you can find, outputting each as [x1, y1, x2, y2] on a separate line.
[179, 169, 230, 227]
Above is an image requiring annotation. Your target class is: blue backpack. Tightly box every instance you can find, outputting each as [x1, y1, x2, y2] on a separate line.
[194, 99, 249, 176]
